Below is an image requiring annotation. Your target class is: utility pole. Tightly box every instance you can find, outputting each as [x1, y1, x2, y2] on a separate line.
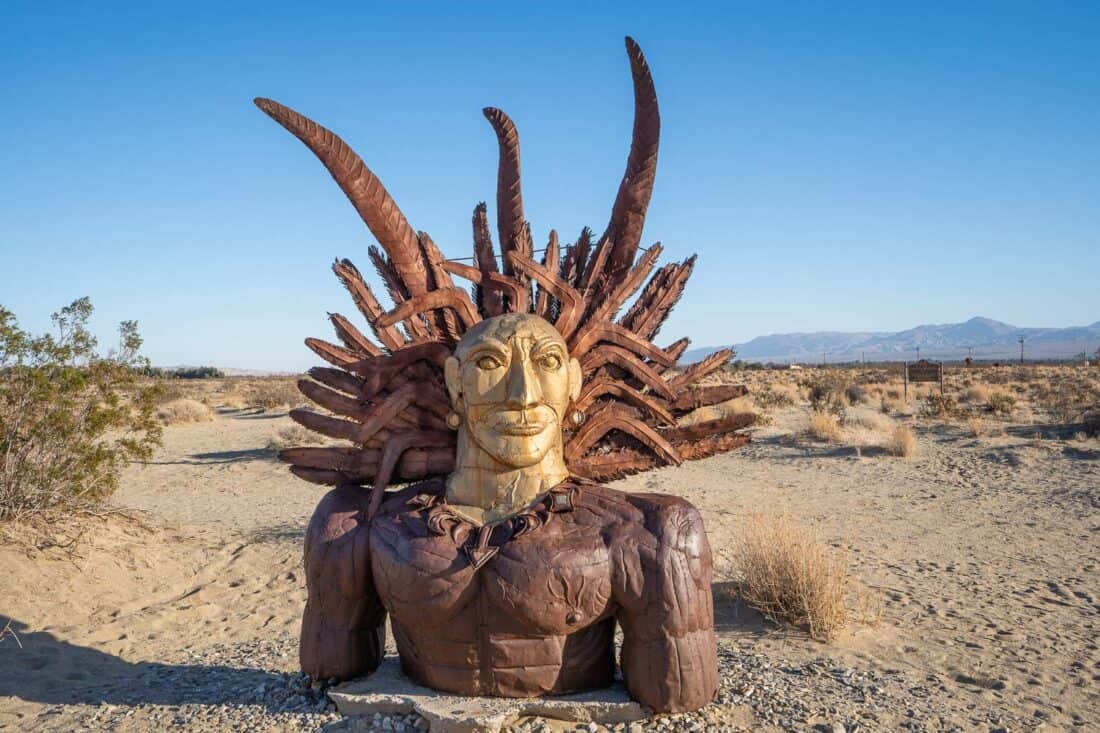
[916, 346, 921, 361]
[1018, 336, 1025, 364]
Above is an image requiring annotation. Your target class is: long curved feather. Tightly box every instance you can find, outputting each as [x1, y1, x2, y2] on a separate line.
[255, 97, 429, 296]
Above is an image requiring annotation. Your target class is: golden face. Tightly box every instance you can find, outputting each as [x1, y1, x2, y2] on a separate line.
[445, 314, 582, 469]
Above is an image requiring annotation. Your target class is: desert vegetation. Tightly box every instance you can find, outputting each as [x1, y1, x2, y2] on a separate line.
[0, 299, 162, 521]
[721, 360, 1100, 454]
[731, 512, 852, 642]
[155, 398, 215, 425]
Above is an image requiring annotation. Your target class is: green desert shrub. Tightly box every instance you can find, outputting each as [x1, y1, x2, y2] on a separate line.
[0, 298, 162, 520]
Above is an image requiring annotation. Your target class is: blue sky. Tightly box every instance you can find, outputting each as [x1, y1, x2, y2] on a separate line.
[2, 1, 1097, 370]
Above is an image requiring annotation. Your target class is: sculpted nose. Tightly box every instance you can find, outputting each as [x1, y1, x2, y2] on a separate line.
[505, 355, 542, 409]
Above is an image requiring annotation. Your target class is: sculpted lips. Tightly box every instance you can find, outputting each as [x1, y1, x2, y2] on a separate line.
[496, 421, 547, 436]
[489, 410, 550, 437]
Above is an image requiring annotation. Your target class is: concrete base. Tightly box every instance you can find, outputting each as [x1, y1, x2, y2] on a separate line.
[328, 659, 647, 733]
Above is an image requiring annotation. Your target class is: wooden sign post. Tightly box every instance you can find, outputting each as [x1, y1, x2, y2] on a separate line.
[904, 359, 944, 400]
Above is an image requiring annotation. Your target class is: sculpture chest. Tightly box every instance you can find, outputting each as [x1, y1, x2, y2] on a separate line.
[367, 484, 620, 696]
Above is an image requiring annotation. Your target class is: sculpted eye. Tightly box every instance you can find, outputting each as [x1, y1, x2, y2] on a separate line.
[477, 355, 502, 371]
[537, 354, 562, 371]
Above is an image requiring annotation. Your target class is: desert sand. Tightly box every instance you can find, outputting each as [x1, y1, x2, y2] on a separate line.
[1, 371, 1098, 732]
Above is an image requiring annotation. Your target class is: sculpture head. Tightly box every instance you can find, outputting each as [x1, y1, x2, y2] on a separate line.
[263, 37, 753, 508]
[445, 313, 582, 470]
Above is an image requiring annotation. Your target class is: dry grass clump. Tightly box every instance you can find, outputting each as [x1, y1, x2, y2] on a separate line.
[986, 390, 1017, 416]
[732, 513, 849, 642]
[266, 424, 325, 451]
[754, 382, 800, 410]
[920, 393, 961, 419]
[246, 380, 303, 411]
[960, 384, 991, 403]
[678, 395, 755, 427]
[154, 398, 214, 425]
[885, 425, 918, 458]
[1032, 375, 1100, 427]
[808, 411, 842, 442]
[844, 408, 894, 433]
[966, 417, 985, 437]
[804, 377, 847, 417]
[879, 393, 908, 415]
[218, 391, 249, 410]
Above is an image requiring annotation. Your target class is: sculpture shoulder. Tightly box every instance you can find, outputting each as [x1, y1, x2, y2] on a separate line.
[570, 479, 708, 551]
[579, 482, 712, 613]
[306, 484, 370, 547]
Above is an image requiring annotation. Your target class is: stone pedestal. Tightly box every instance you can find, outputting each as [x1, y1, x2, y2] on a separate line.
[328, 659, 647, 733]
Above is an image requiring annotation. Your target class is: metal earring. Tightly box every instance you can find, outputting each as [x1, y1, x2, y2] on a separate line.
[569, 409, 585, 427]
[446, 411, 462, 430]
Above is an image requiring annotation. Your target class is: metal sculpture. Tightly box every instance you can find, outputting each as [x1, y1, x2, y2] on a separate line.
[256, 37, 752, 714]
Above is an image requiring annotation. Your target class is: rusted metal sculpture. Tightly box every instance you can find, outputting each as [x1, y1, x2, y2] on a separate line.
[257, 37, 752, 714]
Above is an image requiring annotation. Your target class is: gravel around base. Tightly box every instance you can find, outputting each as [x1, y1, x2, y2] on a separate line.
[16, 633, 1036, 733]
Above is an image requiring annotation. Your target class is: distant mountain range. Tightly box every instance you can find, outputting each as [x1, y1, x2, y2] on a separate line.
[683, 317, 1100, 364]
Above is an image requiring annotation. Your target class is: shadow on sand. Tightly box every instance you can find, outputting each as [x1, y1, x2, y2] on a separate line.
[143, 448, 275, 466]
[0, 618, 292, 708]
[711, 581, 773, 636]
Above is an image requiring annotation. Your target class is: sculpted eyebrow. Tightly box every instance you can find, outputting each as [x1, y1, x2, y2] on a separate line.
[530, 339, 565, 355]
[465, 342, 508, 358]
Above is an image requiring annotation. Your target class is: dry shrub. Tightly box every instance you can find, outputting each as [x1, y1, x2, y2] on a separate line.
[1086, 409, 1100, 437]
[880, 395, 907, 414]
[920, 393, 960, 419]
[266, 424, 325, 451]
[844, 384, 868, 405]
[679, 395, 754, 427]
[732, 513, 849, 642]
[805, 378, 846, 417]
[965, 417, 985, 437]
[754, 382, 799, 410]
[885, 425, 918, 458]
[153, 382, 186, 405]
[960, 384, 991, 403]
[808, 411, 841, 442]
[155, 398, 214, 425]
[987, 391, 1017, 416]
[1032, 377, 1100, 427]
[844, 408, 894, 433]
[247, 380, 302, 411]
[218, 391, 249, 410]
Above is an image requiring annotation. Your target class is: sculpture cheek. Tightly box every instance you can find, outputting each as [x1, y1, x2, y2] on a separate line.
[463, 367, 506, 405]
[537, 373, 572, 416]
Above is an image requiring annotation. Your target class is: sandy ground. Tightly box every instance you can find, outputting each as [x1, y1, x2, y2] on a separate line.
[1, 401, 1098, 731]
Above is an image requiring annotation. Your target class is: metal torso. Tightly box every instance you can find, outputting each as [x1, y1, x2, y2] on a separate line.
[369, 478, 626, 697]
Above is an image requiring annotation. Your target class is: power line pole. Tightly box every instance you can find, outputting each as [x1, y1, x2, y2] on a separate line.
[1018, 336, 1025, 364]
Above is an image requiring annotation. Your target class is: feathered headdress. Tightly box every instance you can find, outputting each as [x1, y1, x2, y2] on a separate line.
[257, 37, 752, 496]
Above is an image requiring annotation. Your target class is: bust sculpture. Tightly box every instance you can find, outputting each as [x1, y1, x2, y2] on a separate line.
[256, 37, 754, 713]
